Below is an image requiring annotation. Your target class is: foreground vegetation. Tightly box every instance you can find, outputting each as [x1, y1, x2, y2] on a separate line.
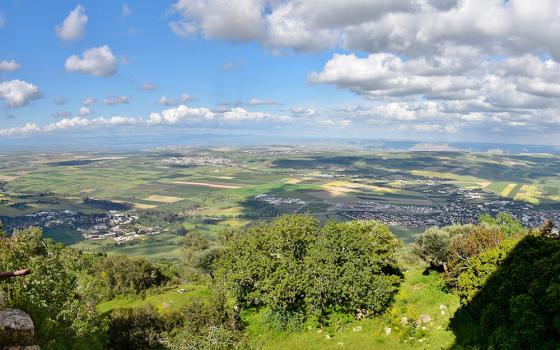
[1, 213, 559, 349]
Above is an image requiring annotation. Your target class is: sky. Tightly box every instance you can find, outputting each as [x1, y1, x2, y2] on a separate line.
[1, 0, 560, 146]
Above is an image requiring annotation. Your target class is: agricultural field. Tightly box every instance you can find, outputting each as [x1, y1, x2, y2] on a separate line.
[1, 147, 560, 259]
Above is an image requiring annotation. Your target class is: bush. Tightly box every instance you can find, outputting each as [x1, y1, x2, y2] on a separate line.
[108, 305, 181, 350]
[452, 235, 560, 348]
[413, 226, 451, 271]
[95, 255, 170, 299]
[215, 215, 402, 324]
[0, 228, 108, 350]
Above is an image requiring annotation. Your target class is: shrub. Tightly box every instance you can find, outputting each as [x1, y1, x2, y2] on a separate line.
[413, 227, 451, 271]
[215, 215, 402, 324]
[452, 235, 560, 348]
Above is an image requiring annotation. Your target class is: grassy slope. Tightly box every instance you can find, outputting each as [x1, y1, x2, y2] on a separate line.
[97, 284, 211, 314]
[242, 265, 459, 350]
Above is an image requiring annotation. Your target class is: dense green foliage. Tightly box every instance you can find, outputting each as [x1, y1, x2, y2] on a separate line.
[413, 226, 451, 270]
[0, 227, 108, 349]
[95, 255, 170, 299]
[452, 234, 560, 349]
[107, 293, 240, 350]
[215, 215, 402, 323]
[414, 213, 528, 287]
[0, 225, 177, 349]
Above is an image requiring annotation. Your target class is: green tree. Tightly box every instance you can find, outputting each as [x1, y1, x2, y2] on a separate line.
[0, 228, 108, 350]
[414, 226, 451, 271]
[215, 215, 402, 323]
[305, 220, 402, 317]
[452, 234, 560, 349]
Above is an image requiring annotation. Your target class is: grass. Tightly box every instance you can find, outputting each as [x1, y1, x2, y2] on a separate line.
[72, 233, 184, 260]
[242, 263, 459, 350]
[97, 284, 211, 314]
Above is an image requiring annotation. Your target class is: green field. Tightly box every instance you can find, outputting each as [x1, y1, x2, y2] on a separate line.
[2, 148, 560, 259]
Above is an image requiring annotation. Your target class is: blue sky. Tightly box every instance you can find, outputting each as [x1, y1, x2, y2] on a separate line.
[1, 0, 560, 146]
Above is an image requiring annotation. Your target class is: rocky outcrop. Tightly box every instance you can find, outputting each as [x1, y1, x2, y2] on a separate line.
[0, 308, 36, 349]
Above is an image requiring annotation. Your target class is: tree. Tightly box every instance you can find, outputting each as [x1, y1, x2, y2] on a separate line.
[452, 234, 560, 348]
[215, 215, 402, 323]
[479, 212, 526, 237]
[305, 220, 402, 317]
[414, 227, 451, 271]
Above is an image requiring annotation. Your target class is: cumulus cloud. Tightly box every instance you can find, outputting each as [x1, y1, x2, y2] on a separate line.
[0, 80, 42, 108]
[0, 102, 299, 137]
[157, 93, 192, 106]
[168, 0, 560, 57]
[148, 105, 289, 125]
[148, 105, 215, 124]
[138, 82, 157, 91]
[165, 0, 560, 138]
[170, 0, 265, 41]
[55, 5, 88, 41]
[82, 97, 97, 105]
[249, 98, 278, 106]
[290, 107, 315, 116]
[168, 0, 415, 52]
[0, 116, 139, 137]
[79, 107, 92, 116]
[0, 59, 20, 72]
[157, 96, 178, 106]
[65, 46, 117, 77]
[103, 95, 129, 105]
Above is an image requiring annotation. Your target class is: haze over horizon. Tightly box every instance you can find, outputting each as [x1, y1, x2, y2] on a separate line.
[2, 0, 560, 146]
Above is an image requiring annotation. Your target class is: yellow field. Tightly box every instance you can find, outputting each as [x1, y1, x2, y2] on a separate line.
[500, 183, 517, 197]
[514, 185, 542, 204]
[0, 175, 18, 181]
[133, 203, 158, 209]
[321, 181, 397, 196]
[172, 181, 242, 189]
[284, 178, 303, 184]
[478, 180, 492, 188]
[144, 195, 185, 203]
[410, 170, 484, 183]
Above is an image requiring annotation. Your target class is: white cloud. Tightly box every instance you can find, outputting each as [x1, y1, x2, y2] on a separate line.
[180, 93, 192, 102]
[138, 83, 157, 91]
[0, 14, 5, 28]
[65, 46, 117, 77]
[170, 0, 265, 41]
[122, 4, 131, 17]
[82, 97, 97, 106]
[398, 124, 458, 133]
[0, 123, 41, 137]
[79, 107, 92, 116]
[147, 104, 290, 125]
[290, 107, 315, 116]
[0, 80, 42, 108]
[157, 96, 177, 106]
[103, 95, 129, 106]
[0, 59, 20, 72]
[148, 105, 215, 124]
[157, 93, 192, 106]
[249, 98, 278, 106]
[55, 5, 88, 41]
